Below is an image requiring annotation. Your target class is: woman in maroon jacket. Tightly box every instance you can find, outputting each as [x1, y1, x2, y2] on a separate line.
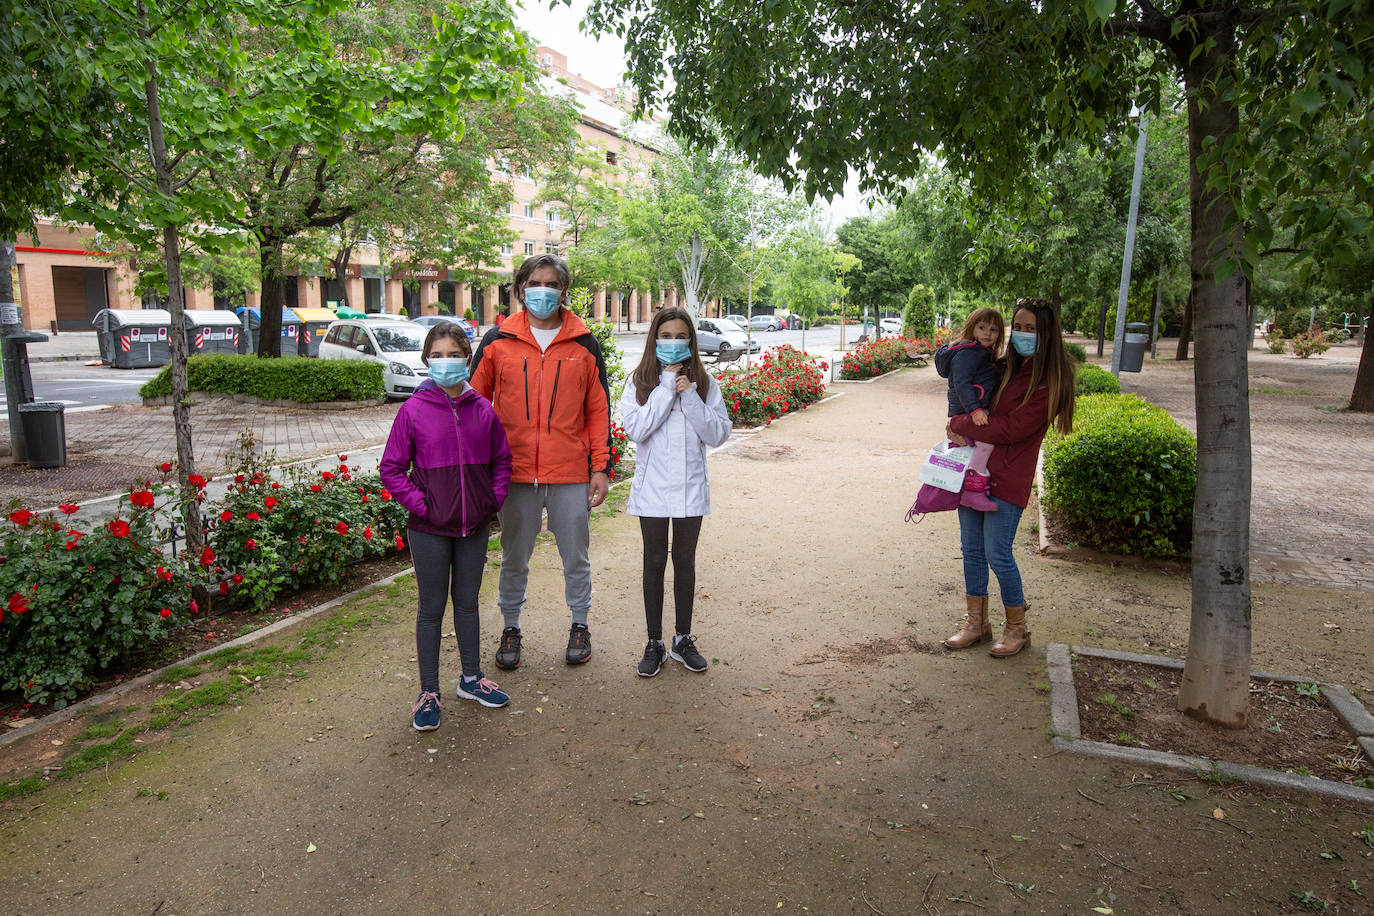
[943, 299, 1075, 657]
[380, 323, 513, 730]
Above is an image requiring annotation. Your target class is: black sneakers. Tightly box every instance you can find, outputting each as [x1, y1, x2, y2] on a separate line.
[637, 640, 666, 677]
[670, 634, 708, 672]
[495, 627, 522, 670]
[566, 623, 592, 664]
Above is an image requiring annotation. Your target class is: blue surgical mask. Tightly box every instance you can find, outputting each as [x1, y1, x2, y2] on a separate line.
[523, 286, 562, 319]
[655, 341, 693, 366]
[1010, 330, 1039, 357]
[427, 357, 469, 387]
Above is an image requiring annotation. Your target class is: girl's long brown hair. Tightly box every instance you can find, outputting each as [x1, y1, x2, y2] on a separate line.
[994, 298, 1075, 435]
[632, 307, 708, 405]
[957, 307, 1006, 358]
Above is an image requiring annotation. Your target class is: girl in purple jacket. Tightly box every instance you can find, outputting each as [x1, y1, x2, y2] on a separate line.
[380, 323, 513, 731]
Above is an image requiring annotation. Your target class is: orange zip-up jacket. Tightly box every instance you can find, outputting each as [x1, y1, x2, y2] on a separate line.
[469, 309, 612, 484]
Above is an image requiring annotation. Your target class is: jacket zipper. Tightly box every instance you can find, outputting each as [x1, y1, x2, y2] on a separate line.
[533, 350, 545, 485]
[449, 397, 466, 535]
[547, 360, 563, 433]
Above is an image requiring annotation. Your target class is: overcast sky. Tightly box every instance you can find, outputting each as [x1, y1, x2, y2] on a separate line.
[511, 0, 877, 225]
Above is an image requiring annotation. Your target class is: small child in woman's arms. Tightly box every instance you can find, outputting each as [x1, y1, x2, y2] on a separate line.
[934, 308, 1005, 511]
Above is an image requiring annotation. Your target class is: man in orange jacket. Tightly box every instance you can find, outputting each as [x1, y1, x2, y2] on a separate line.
[470, 254, 612, 668]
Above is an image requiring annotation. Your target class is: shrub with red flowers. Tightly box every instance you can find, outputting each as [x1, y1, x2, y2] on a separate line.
[1, 485, 196, 708]
[208, 441, 406, 612]
[608, 421, 629, 480]
[839, 337, 910, 379]
[716, 346, 827, 426]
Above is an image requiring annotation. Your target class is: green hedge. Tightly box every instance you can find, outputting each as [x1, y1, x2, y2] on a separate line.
[1076, 362, 1121, 395]
[140, 355, 384, 402]
[1064, 341, 1087, 363]
[1042, 393, 1196, 557]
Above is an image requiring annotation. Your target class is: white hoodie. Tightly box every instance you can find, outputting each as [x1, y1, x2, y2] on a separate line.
[621, 369, 733, 518]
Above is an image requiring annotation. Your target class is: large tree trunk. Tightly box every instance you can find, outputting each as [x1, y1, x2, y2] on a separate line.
[140, 29, 204, 565]
[1175, 291, 1194, 360]
[257, 241, 285, 358]
[331, 245, 353, 311]
[1095, 297, 1109, 357]
[1350, 295, 1374, 412]
[1176, 34, 1253, 728]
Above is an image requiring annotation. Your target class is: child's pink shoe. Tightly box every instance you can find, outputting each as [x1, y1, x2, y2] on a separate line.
[960, 472, 998, 512]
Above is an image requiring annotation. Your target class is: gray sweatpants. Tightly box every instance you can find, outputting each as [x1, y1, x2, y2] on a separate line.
[497, 482, 592, 628]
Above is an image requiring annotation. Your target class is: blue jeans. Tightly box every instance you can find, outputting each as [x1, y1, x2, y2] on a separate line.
[958, 498, 1026, 607]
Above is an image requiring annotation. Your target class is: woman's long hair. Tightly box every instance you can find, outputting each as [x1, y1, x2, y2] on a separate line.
[631, 307, 708, 405]
[957, 307, 1006, 358]
[995, 297, 1075, 435]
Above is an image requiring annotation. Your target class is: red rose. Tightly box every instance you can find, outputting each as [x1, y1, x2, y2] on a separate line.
[264, 496, 278, 509]
[271, 482, 281, 490]
[188, 474, 207, 489]
[334, 522, 349, 535]
[159, 607, 172, 618]
[8, 510, 33, 526]
[130, 489, 155, 508]
[246, 512, 261, 521]
[380, 490, 392, 502]
[199, 546, 215, 566]
[232, 573, 244, 585]
[310, 484, 322, 492]
[9, 593, 29, 614]
[189, 599, 199, 614]
[395, 536, 405, 551]
[339, 454, 347, 461]
[363, 526, 373, 540]
[159, 462, 172, 473]
[107, 519, 130, 538]
[65, 539, 79, 550]
[361, 494, 369, 503]
[245, 538, 258, 550]
[235, 474, 245, 484]
[220, 510, 234, 523]
[298, 536, 307, 543]
[58, 503, 79, 515]
[219, 581, 230, 595]
[156, 565, 173, 581]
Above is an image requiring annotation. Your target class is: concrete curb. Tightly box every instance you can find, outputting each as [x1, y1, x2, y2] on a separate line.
[0, 567, 416, 750]
[1046, 642, 1374, 806]
[141, 393, 387, 410]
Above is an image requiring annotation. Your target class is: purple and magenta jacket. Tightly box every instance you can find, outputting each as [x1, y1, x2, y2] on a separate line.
[379, 380, 512, 538]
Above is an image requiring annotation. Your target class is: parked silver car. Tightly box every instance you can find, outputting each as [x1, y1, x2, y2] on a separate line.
[695, 317, 760, 361]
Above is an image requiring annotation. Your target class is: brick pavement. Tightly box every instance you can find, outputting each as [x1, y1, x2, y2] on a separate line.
[1114, 340, 1374, 592]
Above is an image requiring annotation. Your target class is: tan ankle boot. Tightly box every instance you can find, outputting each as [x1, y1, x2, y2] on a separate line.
[942, 595, 990, 649]
[989, 604, 1030, 657]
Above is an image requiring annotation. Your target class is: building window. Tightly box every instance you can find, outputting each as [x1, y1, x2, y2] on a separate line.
[546, 207, 560, 225]
[500, 243, 513, 256]
[522, 166, 533, 181]
[544, 242, 556, 255]
[606, 150, 618, 166]
[523, 202, 535, 219]
[523, 241, 535, 256]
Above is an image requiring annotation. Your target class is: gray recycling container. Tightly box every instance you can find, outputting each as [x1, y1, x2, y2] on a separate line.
[18, 402, 66, 468]
[235, 307, 302, 355]
[1119, 321, 1151, 373]
[92, 308, 172, 368]
[184, 310, 243, 355]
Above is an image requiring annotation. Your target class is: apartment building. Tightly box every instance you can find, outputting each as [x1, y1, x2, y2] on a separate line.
[8, 45, 708, 334]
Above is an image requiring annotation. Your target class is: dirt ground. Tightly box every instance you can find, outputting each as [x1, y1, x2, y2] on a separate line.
[1, 365, 1373, 915]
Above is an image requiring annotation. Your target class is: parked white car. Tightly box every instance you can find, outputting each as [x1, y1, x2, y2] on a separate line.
[879, 317, 904, 335]
[319, 318, 430, 398]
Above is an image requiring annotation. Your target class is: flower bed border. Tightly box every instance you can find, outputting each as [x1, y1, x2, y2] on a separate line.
[1047, 642, 1374, 807]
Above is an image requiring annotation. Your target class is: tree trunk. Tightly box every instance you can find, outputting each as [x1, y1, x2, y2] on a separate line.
[1176, 33, 1252, 729]
[1349, 295, 1374, 412]
[140, 29, 205, 563]
[257, 241, 285, 358]
[1175, 291, 1194, 360]
[1095, 297, 1109, 357]
[331, 245, 352, 311]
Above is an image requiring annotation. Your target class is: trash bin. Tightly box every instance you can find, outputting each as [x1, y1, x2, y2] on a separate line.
[91, 309, 173, 368]
[291, 307, 339, 357]
[184, 310, 243, 355]
[18, 401, 66, 468]
[235, 307, 302, 355]
[1119, 321, 1151, 373]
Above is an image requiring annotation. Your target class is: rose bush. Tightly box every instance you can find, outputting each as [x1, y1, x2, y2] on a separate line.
[840, 337, 909, 378]
[1, 482, 198, 708]
[717, 345, 827, 426]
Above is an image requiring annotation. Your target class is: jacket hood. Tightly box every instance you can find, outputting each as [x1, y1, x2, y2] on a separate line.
[934, 339, 984, 378]
[498, 308, 593, 349]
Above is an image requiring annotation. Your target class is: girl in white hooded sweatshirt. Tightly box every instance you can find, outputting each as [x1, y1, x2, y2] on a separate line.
[620, 307, 733, 677]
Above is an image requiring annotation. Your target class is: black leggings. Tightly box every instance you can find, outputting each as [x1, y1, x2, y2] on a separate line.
[640, 516, 703, 640]
[409, 525, 490, 692]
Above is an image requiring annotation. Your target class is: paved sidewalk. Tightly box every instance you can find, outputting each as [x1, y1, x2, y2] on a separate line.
[1108, 339, 1374, 592]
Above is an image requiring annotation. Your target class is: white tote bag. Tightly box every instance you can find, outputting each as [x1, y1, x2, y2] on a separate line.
[918, 439, 975, 492]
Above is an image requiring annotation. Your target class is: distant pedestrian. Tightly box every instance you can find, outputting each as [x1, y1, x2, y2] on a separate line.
[469, 254, 613, 669]
[933, 308, 1006, 512]
[620, 307, 732, 676]
[942, 298, 1075, 657]
[380, 322, 513, 731]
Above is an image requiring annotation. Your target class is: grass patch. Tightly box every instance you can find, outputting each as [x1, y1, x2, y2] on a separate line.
[154, 664, 204, 685]
[58, 727, 146, 776]
[73, 718, 124, 741]
[1096, 693, 1135, 718]
[0, 776, 46, 802]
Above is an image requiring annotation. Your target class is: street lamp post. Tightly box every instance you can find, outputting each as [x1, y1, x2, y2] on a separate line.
[1111, 112, 1149, 377]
